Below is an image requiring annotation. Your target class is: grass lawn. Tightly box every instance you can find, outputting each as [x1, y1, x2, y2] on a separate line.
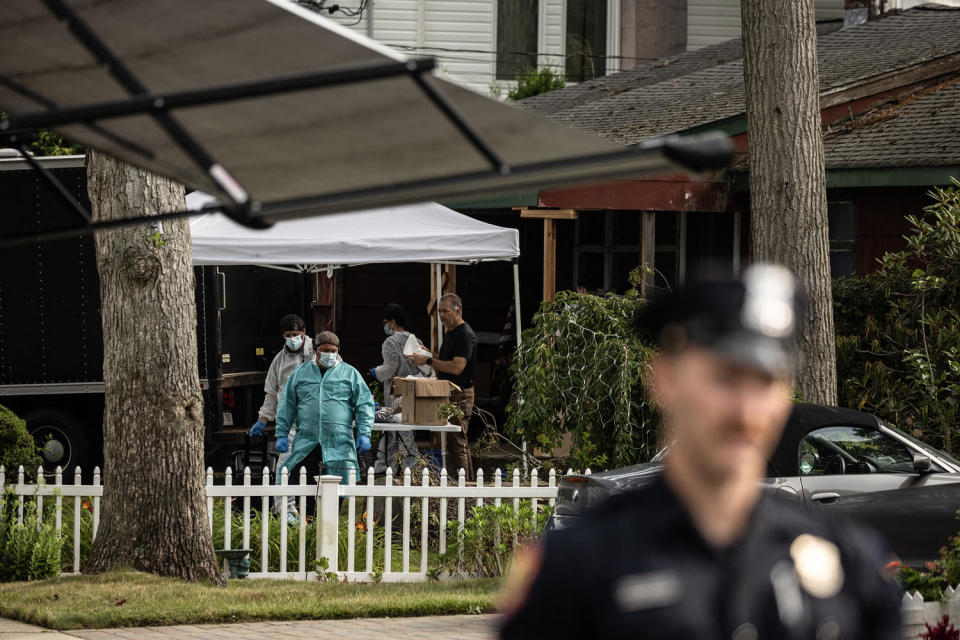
[0, 570, 502, 630]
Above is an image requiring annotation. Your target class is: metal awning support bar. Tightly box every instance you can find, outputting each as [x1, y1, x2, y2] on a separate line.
[0, 59, 437, 133]
[408, 71, 508, 175]
[0, 75, 154, 158]
[39, 0, 251, 211]
[0, 132, 736, 249]
[14, 142, 91, 224]
[252, 141, 686, 221]
[0, 205, 216, 249]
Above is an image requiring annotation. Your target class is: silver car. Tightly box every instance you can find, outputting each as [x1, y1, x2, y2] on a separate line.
[546, 403, 960, 566]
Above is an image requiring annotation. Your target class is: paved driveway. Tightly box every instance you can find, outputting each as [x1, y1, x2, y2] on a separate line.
[0, 615, 498, 640]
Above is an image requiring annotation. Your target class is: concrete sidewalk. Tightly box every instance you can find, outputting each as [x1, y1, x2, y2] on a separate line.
[0, 615, 498, 640]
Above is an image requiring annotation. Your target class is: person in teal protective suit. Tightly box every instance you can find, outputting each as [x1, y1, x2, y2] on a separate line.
[274, 331, 374, 487]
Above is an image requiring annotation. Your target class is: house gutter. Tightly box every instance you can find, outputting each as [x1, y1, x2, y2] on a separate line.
[730, 166, 960, 191]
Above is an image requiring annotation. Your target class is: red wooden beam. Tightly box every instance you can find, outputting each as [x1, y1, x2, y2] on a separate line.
[538, 175, 728, 212]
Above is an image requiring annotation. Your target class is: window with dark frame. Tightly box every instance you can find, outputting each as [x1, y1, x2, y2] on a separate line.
[565, 0, 607, 82]
[828, 201, 857, 278]
[496, 0, 539, 80]
[574, 211, 642, 295]
[574, 210, 741, 297]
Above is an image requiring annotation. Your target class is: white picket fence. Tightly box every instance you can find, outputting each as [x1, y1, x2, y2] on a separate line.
[1, 463, 565, 581]
[903, 589, 960, 640]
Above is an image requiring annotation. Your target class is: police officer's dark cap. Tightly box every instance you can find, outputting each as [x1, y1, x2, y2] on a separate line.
[637, 263, 804, 377]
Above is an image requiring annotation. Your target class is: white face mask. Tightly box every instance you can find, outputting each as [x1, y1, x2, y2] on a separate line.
[317, 351, 338, 368]
[285, 335, 303, 351]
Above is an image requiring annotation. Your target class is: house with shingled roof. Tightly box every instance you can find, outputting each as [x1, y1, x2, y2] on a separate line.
[460, 4, 960, 303]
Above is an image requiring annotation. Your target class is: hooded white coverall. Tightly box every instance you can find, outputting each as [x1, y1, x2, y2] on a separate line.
[257, 335, 314, 511]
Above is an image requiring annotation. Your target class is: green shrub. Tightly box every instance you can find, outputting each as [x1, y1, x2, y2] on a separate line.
[440, 502, 550, 577]
[832, 273, 889, 338]
[58, 498, 94, 572]
[835, 179, 960, 452]
[0, 490, 63, 582]
[506, 273, 659, 470]
[894, 530, 960, 601]
[209, 500, 407, 574]
[28, 129, 83, 156]
[0, 405, 42, 481]
[508, 67, 566, 101]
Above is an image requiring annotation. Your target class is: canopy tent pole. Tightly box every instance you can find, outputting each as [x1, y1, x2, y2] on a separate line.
[435, 263, 443, 354]
[512, 259, 522, 348]
[513, 259, 528, 476]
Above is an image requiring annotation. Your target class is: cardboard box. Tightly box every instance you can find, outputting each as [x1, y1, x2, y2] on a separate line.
[393, 377, 460, 426]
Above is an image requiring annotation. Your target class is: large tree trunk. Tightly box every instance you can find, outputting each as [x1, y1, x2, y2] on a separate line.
[741, 0, 837, 405]
[85, 150, 223, 584]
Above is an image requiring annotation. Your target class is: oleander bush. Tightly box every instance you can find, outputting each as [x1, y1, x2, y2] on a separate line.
[835, 179, 960, 453]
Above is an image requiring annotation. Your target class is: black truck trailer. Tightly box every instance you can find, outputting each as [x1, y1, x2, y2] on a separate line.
[0, 151, 310, 476]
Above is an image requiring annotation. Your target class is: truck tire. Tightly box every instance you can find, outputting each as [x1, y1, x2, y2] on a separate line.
[26, 409, 89, 478]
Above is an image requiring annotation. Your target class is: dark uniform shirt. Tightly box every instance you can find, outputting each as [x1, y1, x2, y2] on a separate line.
[501, 478, 900, 640]
[437, 322, 477, 389]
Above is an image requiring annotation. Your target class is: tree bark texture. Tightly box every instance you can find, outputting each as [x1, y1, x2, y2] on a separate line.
[85, 150, 223, 585]
[741, 0, 838, 405]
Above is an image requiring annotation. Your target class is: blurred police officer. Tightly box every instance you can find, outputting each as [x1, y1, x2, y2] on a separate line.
[500, 264, 900, 640]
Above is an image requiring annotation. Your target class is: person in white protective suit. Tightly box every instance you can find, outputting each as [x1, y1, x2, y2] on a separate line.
[249, 314, 314, 516]
[369, 303, 431, 474]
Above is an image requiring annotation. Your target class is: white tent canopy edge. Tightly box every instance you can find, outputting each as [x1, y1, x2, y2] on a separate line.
[186, 190, 523, 358]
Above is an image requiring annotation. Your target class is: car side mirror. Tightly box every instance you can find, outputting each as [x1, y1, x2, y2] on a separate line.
[914, 454, 933, 475]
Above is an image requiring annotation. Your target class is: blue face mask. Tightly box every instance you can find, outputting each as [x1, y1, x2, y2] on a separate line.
[383, 324, 394, 336]
[285, 335, 303, 351]
[317, 352, 338, 368]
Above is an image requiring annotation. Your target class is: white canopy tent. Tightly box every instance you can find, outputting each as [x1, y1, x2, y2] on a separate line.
[187, 191, 523, 353]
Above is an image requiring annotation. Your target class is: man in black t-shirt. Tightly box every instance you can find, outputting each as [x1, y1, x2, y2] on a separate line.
[407, 293, 477, 480]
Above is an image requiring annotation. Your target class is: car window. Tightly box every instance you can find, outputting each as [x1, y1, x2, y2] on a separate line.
[799, 426, 916, 475]
[884, 422, 960, 469]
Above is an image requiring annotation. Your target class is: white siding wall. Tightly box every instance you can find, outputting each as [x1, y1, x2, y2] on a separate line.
[423, 0, 496, 91]
[329, 0, 614, 95]
[894, 0, 960, 7]
[687, 0, 845, 50]
[541, 0, 566, 74]
[687, 0, 740, 50]
[328, 0, 494, 93]
[374, 0, 420, 46]
[816, 0, 845, 21]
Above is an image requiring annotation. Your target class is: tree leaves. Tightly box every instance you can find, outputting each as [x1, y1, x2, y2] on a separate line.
[835, 179, 960, 452]
[506, 283, 660, 470]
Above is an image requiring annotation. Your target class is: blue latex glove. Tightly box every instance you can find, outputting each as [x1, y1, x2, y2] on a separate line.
[249, 420, 266, 436]
[368, 367, 378, 379]
[275, 436, 289, 453]
[356, 434, 371, 453]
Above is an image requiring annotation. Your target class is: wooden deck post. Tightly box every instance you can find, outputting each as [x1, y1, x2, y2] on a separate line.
[641, 211, 656, 298]
[543, 218, 556, 302]
[518, 208, 578, 303]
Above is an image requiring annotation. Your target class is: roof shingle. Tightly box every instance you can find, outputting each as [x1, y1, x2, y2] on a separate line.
[522, 7, 960, 148]
[824, 77, 960, 168]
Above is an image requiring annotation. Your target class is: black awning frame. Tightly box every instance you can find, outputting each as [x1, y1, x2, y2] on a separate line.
[0, 0, 505, 245]
[0, 0, 733, 249]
